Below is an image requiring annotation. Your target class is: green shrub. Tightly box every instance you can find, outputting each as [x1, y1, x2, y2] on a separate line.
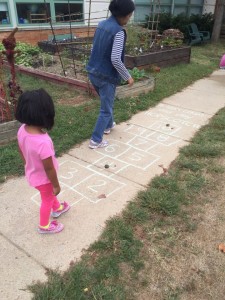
[143, 12, 214, 38]
[0, 41, 54, 68]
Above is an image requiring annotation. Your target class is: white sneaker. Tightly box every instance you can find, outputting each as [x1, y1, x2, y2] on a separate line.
[104, 122, 116, 134]
[89, 139, 109, 149]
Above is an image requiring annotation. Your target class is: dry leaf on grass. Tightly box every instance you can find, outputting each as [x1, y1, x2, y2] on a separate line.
[158, 164, 168, 176]
[218, 243, 225, 252]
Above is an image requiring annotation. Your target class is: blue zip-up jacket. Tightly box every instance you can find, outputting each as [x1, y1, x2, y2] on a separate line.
[86, 15, 126, 85]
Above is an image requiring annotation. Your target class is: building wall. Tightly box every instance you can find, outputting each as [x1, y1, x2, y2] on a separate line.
[203, 0, 216, 14]
[0, 0, 109, 44]
[0, 0, 218, 45]
[133, 0, 214, 22]
[0, 26, 96, 45]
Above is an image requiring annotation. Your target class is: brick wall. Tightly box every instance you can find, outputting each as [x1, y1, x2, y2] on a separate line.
[0, 26, 96, 45]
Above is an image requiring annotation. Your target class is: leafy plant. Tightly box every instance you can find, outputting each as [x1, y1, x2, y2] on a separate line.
[161, 37, 183, 48]
[121, 67, 146, 85]
[126, 25, 151, 55]
[129, 67, 146, 80]
[0, 42, 43, 67]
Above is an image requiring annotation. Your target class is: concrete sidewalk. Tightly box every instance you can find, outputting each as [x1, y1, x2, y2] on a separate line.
[1, 70, 225, 300]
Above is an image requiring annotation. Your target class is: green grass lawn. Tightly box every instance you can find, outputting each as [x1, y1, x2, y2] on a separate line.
[1, 41, 225, 298]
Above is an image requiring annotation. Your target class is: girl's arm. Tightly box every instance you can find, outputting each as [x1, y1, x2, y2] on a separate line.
[42, 156, 61, 196]
[111, 30, 134, 85]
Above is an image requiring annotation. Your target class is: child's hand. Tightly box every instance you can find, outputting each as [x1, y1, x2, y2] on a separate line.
[53, 186, 61, 196]
[127, 77, 134, 86]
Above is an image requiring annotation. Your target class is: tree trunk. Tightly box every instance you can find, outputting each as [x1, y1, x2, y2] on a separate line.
[211, 0, 225, 43]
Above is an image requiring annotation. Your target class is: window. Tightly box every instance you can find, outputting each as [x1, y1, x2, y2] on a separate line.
[55, 3, 83, 22]
[16, 3, 50, 24]
[0, 2, 10, 24]
[134, 0, 205, 21]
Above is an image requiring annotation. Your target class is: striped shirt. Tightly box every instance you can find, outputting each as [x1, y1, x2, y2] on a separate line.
[111, 30, 131, 81]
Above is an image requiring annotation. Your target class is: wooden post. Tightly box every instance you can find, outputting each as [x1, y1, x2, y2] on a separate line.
[211, 0, 225, 43]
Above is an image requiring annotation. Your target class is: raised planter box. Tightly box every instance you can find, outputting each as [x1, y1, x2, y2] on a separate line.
[38, 37, 93, 55]
[0, 120, 20, 145]
[5, 63, 155, 99]
[13, 64, 96, 94]
[125, 46, 191, 69]
[116, 76, 155, 99]
[3, 62, 155, 103]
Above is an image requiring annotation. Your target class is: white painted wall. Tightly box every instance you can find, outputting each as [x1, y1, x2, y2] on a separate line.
[84, 0, 109, 25]
[203, 0, 216, 14]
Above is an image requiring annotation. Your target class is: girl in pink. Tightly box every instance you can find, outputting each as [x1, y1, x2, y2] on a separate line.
[220, 54, 225, 69]
[15, 89, 70, 234]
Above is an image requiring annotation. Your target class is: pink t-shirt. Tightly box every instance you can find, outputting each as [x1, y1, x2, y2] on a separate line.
[17, 124, 59, 187]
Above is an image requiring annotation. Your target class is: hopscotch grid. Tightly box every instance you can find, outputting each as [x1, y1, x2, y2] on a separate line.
[158, 102, 210, 116]
[95, 140, 132, 159]
[84, 165, 127, 186]
[94, 138, 161, 170]
[87, 157, 130, 176]
[88, 163, 130, 177]
[114, 140, 161, 169]
[145, 110, 205, 129]
[127, 135, 159, 150]
[125, 122, 185, 140]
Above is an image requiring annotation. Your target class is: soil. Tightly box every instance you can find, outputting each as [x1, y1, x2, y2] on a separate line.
[36, 56, 88, 82]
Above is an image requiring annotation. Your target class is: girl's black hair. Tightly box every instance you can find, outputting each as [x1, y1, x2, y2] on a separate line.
[109, 0, 135, 17]
[15, 88, 55, 130]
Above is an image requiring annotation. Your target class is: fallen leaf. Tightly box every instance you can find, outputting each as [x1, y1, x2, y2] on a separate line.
[158, 164, 168, 176]
[98, 194, 106, 199]
[218, 243, 225, 252]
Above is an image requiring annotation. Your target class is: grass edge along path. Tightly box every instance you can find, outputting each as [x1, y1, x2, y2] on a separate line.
[29, 49, 225, 298]
[0, 42, 224, 183]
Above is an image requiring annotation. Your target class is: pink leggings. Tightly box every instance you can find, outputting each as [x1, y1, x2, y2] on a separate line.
[36, 183, 60, 226]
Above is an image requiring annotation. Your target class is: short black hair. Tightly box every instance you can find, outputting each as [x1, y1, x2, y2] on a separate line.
[109, 0, 135, 17]
[15, 88, 55, 130]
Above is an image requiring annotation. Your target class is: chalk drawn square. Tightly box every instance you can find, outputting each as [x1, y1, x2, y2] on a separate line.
[140, 130, 180, 147]
[127, 135, 158, 151]
[95, 140, 131, 159]
[149, 121, 181, 135]
[89, 156, 129, 175]
[117, 148, 159, 170]
[123, 124, 147, 137]
[74, 173, 125, 203]
[31, 184, 83, 207]
[58, 160, 94, 187]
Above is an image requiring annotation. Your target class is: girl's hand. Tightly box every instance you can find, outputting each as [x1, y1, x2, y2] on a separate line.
[53, 185, 61, 196]
[127, 77, 134, 86]
[42, 156, 61, 196]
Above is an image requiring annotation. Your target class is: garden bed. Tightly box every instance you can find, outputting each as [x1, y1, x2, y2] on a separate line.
[116, 76, 155, 99]
[38, 37, 93, 55]
[125, 46, 191, 69]
[0, 120, 20, 145]
[15, 65, 155, 99]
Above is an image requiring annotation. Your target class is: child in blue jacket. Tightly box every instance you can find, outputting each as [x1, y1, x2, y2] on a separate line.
[87, 0, 135, 149]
